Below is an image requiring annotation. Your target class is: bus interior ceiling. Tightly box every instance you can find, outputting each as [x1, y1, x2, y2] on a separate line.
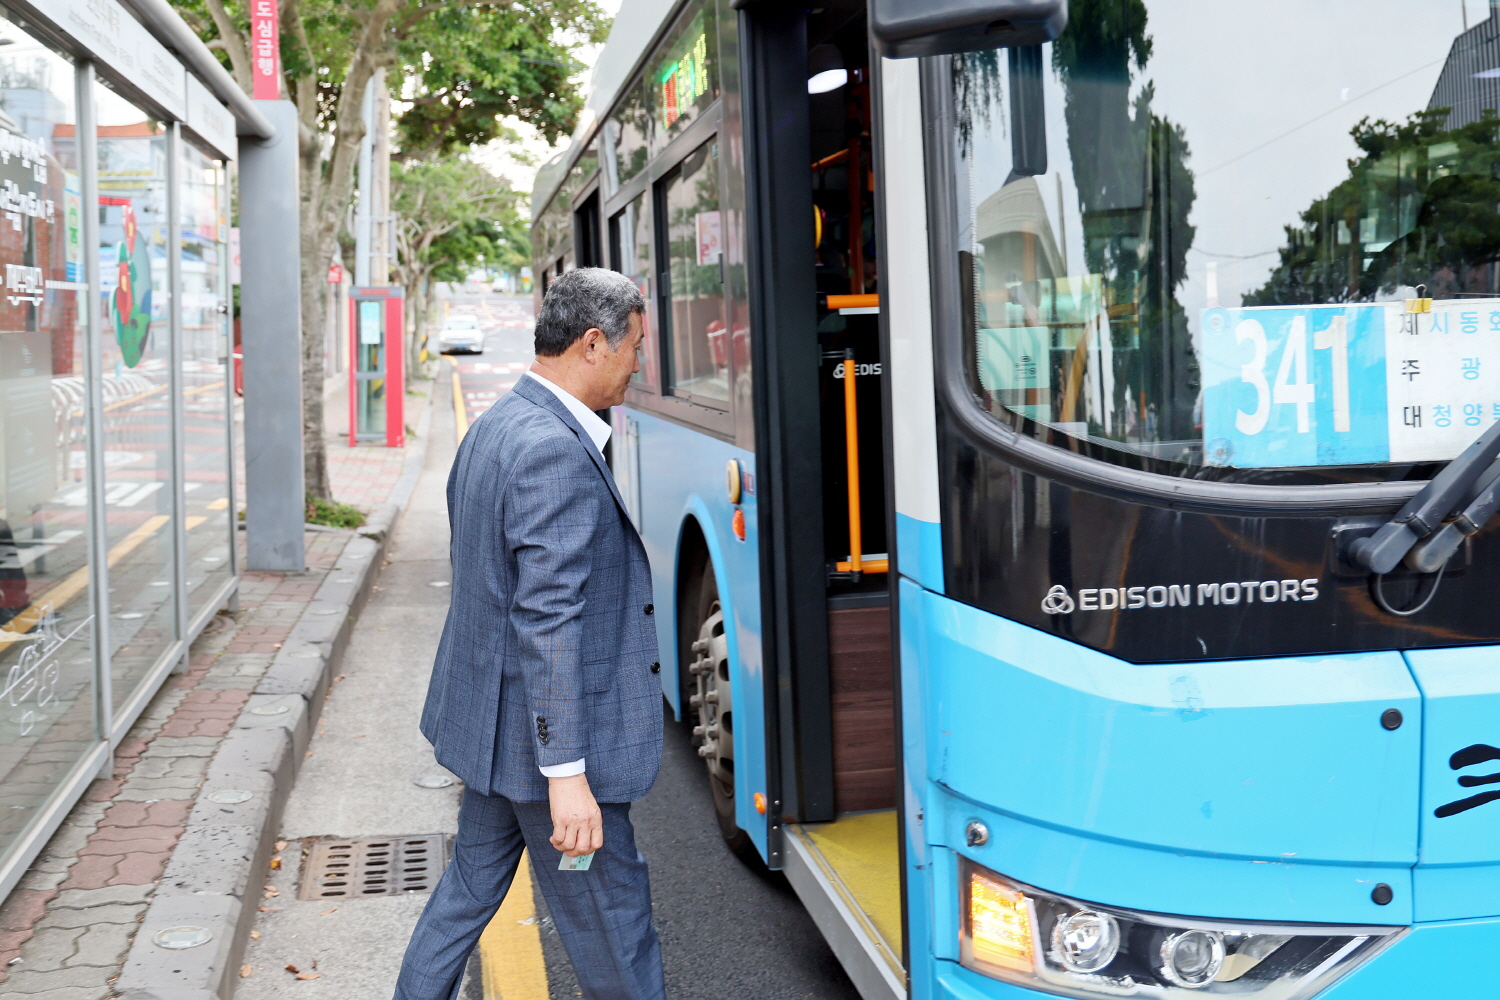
[805, 5, 896, 816]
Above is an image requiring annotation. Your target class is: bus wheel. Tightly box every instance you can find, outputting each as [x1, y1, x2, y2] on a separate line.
[688, 590, 752, 855]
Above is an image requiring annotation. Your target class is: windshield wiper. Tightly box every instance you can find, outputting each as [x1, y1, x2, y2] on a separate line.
[1405, 457, 1500, 574]
[1349, 421, 1500, 576]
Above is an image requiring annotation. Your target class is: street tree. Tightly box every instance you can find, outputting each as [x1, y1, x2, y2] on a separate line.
[390, 156, 525, 371]
[170, 0, 604, 496]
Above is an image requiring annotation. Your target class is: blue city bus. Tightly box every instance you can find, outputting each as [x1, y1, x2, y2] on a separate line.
[531, 1, 1500, 996]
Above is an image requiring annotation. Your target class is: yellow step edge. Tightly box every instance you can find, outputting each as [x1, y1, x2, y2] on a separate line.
[801, 810, 904, 959]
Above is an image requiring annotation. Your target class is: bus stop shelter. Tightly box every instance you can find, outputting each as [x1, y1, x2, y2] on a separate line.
[0, 0, 301, 902]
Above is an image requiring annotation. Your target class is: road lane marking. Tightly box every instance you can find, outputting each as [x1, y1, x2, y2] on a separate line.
[451, 359, 469, 441]
[0, 514, 172, 653]
[479, 849, 548, 999]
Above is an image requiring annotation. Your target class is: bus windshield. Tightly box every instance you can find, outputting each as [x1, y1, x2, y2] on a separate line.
[953, 0, 1499, 479]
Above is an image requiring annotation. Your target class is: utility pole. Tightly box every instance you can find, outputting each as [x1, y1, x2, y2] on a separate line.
[354, 70, 378, 287]
[373, 70, 391, 285]
[355, 68, 391, 288]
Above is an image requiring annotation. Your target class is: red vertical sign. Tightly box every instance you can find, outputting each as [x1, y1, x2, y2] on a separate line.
[250, 0, 280, 100]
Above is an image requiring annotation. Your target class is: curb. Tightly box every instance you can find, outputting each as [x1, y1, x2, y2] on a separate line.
[114, 387, 436, 1000]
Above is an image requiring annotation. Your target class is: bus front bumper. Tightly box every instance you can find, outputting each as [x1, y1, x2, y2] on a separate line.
[930, 913, 1500, 999]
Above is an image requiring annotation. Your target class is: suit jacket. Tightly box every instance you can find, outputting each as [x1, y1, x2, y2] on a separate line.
[421, 375, 662, 802]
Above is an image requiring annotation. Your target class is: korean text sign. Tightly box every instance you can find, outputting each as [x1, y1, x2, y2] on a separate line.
[1201, 301, 1500, 468]
[251, 0, 279, 100]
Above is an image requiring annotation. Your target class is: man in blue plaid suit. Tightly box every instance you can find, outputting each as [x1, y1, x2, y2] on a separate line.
[394, 268, 665, 1000]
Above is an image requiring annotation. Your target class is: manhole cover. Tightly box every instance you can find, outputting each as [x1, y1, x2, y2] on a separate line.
[298, 835, 447, 900]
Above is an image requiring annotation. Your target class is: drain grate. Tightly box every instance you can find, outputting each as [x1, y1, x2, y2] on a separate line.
[297, 835, 448, 900]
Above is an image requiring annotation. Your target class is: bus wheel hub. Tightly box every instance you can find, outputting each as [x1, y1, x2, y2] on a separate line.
[689, 601, 734, 786]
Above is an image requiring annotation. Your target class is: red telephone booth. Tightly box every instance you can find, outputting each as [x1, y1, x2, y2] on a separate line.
[348, 286, 405, 447]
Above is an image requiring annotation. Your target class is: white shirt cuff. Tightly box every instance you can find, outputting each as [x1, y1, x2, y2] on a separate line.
[539, 758, 586, 778]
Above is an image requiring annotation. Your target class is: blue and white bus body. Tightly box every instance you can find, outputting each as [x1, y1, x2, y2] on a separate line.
[612, 408, 772, 861]
[533, 1, 1500, 997]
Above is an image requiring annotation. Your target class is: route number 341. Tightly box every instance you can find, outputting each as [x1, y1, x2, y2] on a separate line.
[1233, 315, 1350, 436]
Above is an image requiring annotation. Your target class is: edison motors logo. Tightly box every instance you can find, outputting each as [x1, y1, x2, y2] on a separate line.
[1041, 585, 1075, 614]
[1041, 579, 1321, 615]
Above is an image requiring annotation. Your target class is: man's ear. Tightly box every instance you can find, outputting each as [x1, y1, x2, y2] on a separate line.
[583, 327, 606, 360]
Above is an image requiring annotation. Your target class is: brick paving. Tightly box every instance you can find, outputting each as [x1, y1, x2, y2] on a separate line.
[0, 396, 423, 998]
[324, 379, 422, 512]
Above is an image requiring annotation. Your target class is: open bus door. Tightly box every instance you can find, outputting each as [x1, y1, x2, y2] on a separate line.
[739, 2, 904, 996]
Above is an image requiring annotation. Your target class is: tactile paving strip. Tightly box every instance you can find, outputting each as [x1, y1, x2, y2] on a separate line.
[297, 835, 448, 900]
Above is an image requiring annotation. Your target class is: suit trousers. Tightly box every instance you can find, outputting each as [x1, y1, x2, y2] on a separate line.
[392, 787, 665, 1000]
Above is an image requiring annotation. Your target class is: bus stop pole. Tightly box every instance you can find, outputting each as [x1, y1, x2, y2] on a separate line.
[239, 100, 306, 571]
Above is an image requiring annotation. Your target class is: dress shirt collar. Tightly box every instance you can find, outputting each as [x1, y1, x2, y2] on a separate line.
[524, 370, 612, 453]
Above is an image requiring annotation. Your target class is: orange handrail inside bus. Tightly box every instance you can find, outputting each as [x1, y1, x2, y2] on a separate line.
[844, 347, 863, 575]
[827, 294, 879, 310]
[835, 348, 887, 577]
[811, 148, 850, 170]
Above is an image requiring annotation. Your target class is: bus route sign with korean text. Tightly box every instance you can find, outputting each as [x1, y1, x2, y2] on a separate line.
[1200, 300, 1500, 468]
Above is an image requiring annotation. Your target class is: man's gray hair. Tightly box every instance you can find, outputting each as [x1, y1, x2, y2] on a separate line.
[534, 267, 646, 357]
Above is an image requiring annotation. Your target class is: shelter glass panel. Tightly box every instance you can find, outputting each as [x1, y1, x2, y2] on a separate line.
[661, 138, 726, 404]
[0, 18, 95, 867]
[953, 1, 1500, 482]
[94, 82, 174, 705]
[179, 143, 230, 617]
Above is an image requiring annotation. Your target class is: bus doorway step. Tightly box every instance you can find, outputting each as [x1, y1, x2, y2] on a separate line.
[784, 812, 904, 1000]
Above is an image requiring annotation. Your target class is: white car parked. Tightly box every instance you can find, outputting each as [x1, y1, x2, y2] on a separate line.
[438, 315, 485, 354]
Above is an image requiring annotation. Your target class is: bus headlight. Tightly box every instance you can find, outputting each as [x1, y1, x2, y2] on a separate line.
[1053, 909, 1121, 973]
[1157, 929, 1224, 988]
[959, 859, 1404, 997]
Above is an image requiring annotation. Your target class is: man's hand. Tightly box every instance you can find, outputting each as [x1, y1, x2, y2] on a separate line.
[548, 773, 603, 857]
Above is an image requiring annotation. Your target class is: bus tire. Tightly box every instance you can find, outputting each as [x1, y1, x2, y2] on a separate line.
[683, 567, 754, 858]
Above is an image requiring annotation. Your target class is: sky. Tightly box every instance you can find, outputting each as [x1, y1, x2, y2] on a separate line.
[476, 0, 625, 192]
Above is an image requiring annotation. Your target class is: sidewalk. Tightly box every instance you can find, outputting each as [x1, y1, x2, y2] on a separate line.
[323, 377, 421, 511]
[0, 383, 434, 999]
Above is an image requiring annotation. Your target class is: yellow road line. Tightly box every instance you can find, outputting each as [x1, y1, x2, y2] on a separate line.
[479, 850, 549, 1000]
[105, 378, 224, 414]
[104, 382, 167, 412]
[205, 497, 229, 510]
[451, 359, 469, 441]
[0, 514, 172, 653]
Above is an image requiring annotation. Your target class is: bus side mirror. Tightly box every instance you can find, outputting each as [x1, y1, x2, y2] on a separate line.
[870, 0, 1067, 58]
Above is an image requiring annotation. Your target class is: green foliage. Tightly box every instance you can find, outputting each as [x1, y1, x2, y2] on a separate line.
[1050, 0, 1152, 87]
[391, 155, 527, 279]
[305, 494, 366, 529]
[428, 219, 527, 281]
[396, 6, 603, 156]
[1247, 109, 1500, 305]
[169, 0, 608, 157]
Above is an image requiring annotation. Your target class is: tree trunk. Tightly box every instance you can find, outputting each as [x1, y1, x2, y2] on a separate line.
[423, 278, 438, 368]
[300, 220, 330, 499]
[405, 266, 435, 378]
[404, 284, 421, 379]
